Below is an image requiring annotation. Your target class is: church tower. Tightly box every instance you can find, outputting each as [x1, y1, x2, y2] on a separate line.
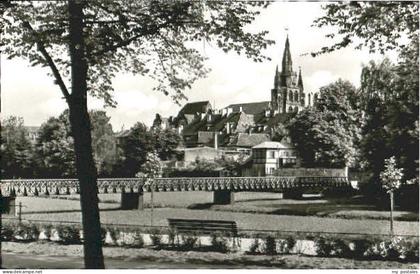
[271, 36, 306, 113]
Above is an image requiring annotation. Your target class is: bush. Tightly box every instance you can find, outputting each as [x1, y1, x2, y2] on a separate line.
[262, 235, 277, 255]
[352, 239, 374, 258]
[286, 236, 296, 251]
[365, 237, 420, 261]
[131, 232, 144, 248]
[41, 224, 53, 241]
[149, 229, 163, 247]
[403, 239, 419, 262]
[210, 233, 231, 253]
[331, 239, 352, 257]
[107, 227, 120, 245]
[277, 236, 296, 254]
[315, 237, 333, 257]
[14, 223, 39, 242]
[168, 229, 178, 247]
[180, 233, 199, 250]
[248, 238, 260, 254]
[100, 228, 107, 244]
[56, 225, 81, 245]
[1, 223, 15, 241]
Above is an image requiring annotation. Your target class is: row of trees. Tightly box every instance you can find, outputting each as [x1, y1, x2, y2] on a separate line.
[288, 2, 419, 191]
[1, 111, 182, 179]
[288, 53, 418, 186]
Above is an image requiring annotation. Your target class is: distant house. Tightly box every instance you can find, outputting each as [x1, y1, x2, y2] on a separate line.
[242, 141, 297, 177]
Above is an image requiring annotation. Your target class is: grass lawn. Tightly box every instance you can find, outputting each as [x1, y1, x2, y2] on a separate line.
[20, 191, 418, 221]
[8, 194, 419, 237]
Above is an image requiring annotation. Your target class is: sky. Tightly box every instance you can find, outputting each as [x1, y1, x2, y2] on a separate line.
[1, 1, 395, 130]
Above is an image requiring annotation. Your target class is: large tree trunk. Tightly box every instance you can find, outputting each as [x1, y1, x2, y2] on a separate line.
[68, 0, 105, 269]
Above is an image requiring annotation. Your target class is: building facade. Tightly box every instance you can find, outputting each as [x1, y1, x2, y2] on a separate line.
[242, 141, 297, 176]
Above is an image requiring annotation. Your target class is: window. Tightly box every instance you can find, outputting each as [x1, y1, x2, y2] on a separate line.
[289, 91, 293, 101]
[294, 91, 299, 102]
[269, 150, 275, 159]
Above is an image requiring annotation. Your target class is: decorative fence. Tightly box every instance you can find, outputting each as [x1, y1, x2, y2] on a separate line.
[0, 176, 351, 197]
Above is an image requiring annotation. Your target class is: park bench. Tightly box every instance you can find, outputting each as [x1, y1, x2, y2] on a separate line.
[167, 218, 238, 237]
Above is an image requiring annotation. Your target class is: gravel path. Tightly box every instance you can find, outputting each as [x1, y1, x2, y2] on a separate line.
[2, 242, 418, 269]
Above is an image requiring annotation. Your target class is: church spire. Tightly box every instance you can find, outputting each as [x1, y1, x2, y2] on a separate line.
[298, 66, 303, 89]
[281, 35, 293, 75]
[274, 65, 279, 88]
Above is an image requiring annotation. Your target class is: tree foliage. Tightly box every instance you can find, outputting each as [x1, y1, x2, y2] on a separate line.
[380, 156, 404, 193]
[135, 151, 162, 179]
[359, 44, 419, 185]
[313, 1, 419, 56]
[90, 110, 118, 176]
[34, 110, 118, 178]
[1, 116, 35, 178]
[34, 113, 77, 178]
[117, 123, 182, 177]
[117, 122, 154, 177]
[1, 0, 273, 106]
[288, 80, 361, 168]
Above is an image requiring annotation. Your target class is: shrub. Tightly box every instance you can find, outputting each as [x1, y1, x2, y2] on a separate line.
[149, 229, 163, 247]
[367, 237, 420, 261]
[107, 227, 120, 245]
[168, 228, 178, 247]
[210, 232, 230, 253]
[352, 239, 374, 258]
[131, 232, 144, 248]
[277, 236, 296, 254]
[248, 238, 260, 254]
[180, 233, 199, 250]
[262, 235, 277, 255]
[56, 225, 81, 245]
[331, 239, 352, 257]
[1, 223, 16, 241]
[100, 228, 107, 245]
[403, 239, 419, 262]
[14, 223, 39, 242]
[315, 237, 333, 257]
[41, 224, 53, 241]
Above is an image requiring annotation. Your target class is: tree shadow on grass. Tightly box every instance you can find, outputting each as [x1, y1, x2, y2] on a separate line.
[22, 207, 123, 215]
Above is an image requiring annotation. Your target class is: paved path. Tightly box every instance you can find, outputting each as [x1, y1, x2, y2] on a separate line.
[1, 253, 239, 269]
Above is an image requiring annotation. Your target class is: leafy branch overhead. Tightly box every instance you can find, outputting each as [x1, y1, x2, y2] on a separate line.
[1, 0, 274, 106]
[312, 1, 419, 56]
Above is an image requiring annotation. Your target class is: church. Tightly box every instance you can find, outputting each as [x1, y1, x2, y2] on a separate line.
[153, 37, 317, 154]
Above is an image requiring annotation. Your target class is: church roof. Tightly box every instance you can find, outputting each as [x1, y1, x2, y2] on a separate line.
[178, 101, 211, 116]
[225, 101, 270, 115]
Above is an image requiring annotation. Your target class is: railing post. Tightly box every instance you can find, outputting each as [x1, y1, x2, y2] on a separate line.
[120, 191, 143, 210]
[213, 190, 235, 204]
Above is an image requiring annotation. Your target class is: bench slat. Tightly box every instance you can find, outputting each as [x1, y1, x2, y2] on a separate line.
[168, 218, 238, 236]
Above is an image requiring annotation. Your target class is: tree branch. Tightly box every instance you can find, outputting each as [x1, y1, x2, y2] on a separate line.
[21, 21, 71, 102]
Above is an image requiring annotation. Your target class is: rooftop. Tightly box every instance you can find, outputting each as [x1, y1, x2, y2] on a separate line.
[252, 141, 293, 149]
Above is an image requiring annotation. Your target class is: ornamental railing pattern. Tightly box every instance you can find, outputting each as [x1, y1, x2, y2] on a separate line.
[0, 176, 350, 196]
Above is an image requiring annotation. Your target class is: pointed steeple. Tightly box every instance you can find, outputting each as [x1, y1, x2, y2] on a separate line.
[298, 66, 303, 89]
[281, 35, 293, 75]
[274, 65, 279, 88]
